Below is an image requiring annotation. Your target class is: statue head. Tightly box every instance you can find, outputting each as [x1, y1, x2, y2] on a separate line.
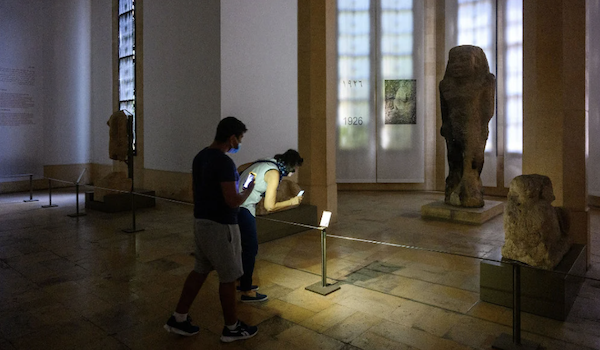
[444, 45, 490, 80]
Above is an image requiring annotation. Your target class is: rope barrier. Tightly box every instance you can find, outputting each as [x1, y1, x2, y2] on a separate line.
[0, 173, 34, 179]
[44, 177, 78, 185]
[0, 173, 38, 202]
[256, 215, 322, 230]
[11, 179, 598, 283]
[325, 233, 599, 283]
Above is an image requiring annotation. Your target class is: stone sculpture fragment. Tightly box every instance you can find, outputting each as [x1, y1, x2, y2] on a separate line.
[502, 174, 571, 270]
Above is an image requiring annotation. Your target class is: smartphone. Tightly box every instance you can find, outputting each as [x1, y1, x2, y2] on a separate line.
[243, 172, 256, 189]
[297, 190, 305, 197]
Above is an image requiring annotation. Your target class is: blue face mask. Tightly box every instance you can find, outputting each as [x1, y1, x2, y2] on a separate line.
[228, 139, 241, 154]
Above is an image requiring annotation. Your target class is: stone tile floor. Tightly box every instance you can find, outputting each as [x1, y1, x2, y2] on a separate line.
[0, 188, 599, 349]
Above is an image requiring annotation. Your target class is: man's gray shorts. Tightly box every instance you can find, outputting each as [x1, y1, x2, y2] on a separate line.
[193, 219, 243, 283]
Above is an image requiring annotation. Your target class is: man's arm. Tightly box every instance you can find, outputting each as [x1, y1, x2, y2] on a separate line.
[221, 180, 254, 208]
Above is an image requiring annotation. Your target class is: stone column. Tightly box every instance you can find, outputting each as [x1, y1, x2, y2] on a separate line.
[522, 0, 589, 264]
[297, 0, 338, 221]
[435, 0, 448, 192]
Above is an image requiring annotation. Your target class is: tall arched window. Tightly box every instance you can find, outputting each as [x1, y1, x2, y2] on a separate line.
[118, 0, 136, 151]
[337, 0, 425, 183]
[502, 0, 523, 186]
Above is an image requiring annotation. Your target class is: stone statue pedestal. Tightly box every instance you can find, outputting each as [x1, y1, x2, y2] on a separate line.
[85, 189, 155, 213]
[420, 200, 504, 225]
[480, 244, 586, 321]
[256, 204, 318, 243]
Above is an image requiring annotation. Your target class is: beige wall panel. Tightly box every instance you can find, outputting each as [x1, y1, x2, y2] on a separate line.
[143, 169, 192, 203]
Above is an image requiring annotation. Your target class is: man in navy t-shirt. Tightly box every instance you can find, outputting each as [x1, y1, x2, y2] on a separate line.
[192, 147, 239, 224]
[164, 116, 259, 343]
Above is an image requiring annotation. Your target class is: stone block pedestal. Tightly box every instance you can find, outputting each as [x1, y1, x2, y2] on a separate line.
[420, 200, 504, 225]
[480, 244, 586, 321]
[256, 204, 318, 243]
[85, 189, 156, 213]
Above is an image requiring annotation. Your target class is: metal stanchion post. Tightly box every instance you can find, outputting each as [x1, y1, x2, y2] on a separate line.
[23, 174, 39, 202]
[41, 179, 58, 208]
[305, 227, 340, 295]
[492, 262, 539, 350]
[131, 190, 137, 231]
[122, 113, 144, 233]
[123, 189, 144, 233]
[513, 263, 522, 345]
[68, 169, 87, 217]
[67, 183, 86, 217]
[321, 228, 328, 287]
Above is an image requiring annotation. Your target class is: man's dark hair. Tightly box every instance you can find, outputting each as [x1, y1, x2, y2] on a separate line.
[274, 149, 304, 172]
[215, 116, 247, 142]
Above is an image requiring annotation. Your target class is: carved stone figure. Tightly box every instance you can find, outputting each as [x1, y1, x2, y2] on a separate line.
[107, 110, 129, 161]
[385, 79, 417, 124]
[93, 111, 130, 202]
[502, 174, 571, 270]
[440, 45, 495, 207]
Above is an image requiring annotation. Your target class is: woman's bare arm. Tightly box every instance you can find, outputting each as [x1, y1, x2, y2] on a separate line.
[262, 170, 302, 212]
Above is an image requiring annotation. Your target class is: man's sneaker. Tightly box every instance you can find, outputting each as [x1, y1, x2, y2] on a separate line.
[236, 285, 259, 292]
[163, 315, 200, 336]
[240, 292, 268, 303]
[220, 321, 258, 342]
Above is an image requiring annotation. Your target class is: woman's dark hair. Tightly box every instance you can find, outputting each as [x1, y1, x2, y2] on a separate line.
[274, 149, 304, 173]
[215, 116, 247, 142]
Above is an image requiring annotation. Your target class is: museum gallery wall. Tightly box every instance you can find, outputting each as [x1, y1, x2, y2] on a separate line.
[2, 0, 600, 200]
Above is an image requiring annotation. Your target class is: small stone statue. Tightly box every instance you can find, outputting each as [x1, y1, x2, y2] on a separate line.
[440, 45, 495, 207]
[502, 174, 571, 270]
[107, 110, 129, 161]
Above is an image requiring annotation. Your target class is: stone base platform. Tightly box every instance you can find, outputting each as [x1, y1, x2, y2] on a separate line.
[480, 244, 587, 321]
[420, 200, 504, 225]
[256, 204, 318, 243]
[85, 189, 156, 213]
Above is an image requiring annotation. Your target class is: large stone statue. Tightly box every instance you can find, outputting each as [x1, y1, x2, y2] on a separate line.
[502, 174, 571, 270]
[440, 45, 495, 207]
[94, 111, 131, 202]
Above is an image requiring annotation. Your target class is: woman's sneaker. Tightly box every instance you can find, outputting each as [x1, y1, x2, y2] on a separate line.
[164, 315, 200, 336]
[240, 292, 268, 303]
[220, 321, 258, 342]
